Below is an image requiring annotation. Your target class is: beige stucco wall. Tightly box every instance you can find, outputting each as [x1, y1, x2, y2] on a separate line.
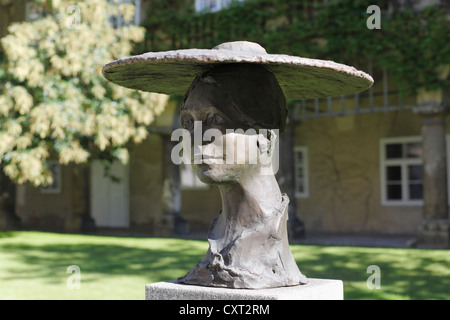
[15, 164, 73, 230]
[129, 133, 164, 232]
[294, 108, 448, 235]
[181, 187, 221, 233]
[16, 109, 447, 235]
[14, 134, 165, 233]
[12, 101, 450, 236]
[129, 131, 223, 234]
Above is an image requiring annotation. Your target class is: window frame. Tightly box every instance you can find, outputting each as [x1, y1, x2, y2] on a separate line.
[380, 136, 423, 206]
[294, 146, 309, 198]
[40, 161, 62, 194]
[25, 2, 47, 22]
[26, 0, 142, 26]
[194, 0, 242, 13]
[109, 0, 142, 28]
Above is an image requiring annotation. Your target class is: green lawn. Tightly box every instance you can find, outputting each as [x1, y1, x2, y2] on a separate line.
[0, 231, 449, 300]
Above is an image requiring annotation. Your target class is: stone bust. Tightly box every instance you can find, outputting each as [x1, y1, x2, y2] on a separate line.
[102, 40, 373, 290]
[176, 64, 308, 289]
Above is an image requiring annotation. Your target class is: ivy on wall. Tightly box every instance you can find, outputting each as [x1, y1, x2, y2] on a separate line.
[141, 0, 449, 96]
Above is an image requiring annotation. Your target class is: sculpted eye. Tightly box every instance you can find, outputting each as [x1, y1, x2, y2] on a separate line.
[210, 114, 224, 126]
[182, 117, 194, 130]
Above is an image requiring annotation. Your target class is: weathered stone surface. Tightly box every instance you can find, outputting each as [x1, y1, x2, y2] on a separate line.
[174, 64, 307, 289]
[177, 194, 308, 289]
[102, 41, 373, 100]
[103, 41, 356, 291]
[146, 279, 344, 300]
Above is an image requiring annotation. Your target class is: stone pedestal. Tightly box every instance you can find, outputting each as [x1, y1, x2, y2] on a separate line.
[145, 279, 344, 300]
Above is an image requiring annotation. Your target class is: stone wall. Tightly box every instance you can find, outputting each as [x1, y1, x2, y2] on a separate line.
[294, 108, 449, 234]
[15, 165, 73, 231]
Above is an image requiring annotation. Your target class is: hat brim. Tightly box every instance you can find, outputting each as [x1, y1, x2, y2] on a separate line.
[102, 45, 373, 100]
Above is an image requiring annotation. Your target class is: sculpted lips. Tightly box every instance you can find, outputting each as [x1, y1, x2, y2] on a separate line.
[200, 156, 226, 165]
[192, 132, 265, 166]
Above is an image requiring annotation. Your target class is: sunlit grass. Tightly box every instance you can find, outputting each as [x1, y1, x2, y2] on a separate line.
[0, 231, 207, 300]
[0, 231, 449, 300]
[290, 245, 450, 300]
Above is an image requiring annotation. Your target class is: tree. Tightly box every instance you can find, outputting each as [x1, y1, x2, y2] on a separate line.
[0, 0, 169, 186]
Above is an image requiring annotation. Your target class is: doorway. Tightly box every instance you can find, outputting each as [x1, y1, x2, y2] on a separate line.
[90, 160, 130, 228]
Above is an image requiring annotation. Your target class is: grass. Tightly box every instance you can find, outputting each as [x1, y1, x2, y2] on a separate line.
[0, 231, 449, 300]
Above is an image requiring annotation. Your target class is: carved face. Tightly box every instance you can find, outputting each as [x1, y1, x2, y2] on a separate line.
[180, 82, 260, 184]
[180, 64, 285, 184]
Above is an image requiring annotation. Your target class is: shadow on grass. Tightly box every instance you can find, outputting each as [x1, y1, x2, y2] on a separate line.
[0, 231, 18, 239]
[291, 245, 450, 300]
[1, 233, 449, 300]
[0, 240, 205, 285]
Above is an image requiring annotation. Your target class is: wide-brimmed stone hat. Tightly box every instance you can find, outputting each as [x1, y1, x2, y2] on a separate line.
[102, 41, 373, 100]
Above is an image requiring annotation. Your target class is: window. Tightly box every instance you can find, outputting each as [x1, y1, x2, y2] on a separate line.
[25, 2, 49, 22]
[380, 137, 423, 205]
[195, 0, 242, 13]
[109, 0, 142, 28]
[40, 161, 62, 194]
[25, 0, 142, 26]
[180, 163, 208, 189]
[294, 147, 309, 198]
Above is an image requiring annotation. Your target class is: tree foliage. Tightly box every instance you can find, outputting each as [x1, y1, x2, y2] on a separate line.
[0, 0, 169, 186]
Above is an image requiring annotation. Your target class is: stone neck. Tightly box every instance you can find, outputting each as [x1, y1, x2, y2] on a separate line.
[215, 171, 283, 236]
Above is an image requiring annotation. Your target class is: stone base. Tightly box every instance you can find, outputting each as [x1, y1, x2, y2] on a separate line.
[145, 278, 343, 300]
[417, 219, 450, 249]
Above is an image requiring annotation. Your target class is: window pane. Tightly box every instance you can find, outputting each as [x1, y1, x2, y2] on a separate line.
[406, 142, 422, 158]
[294, 149, 308, 197]
[409, 183, 423, 200]
[408, 165, 423, 182]
[40, 161, 61, 193]
[386, 143, 403, 159]
[386, 166, 402, 181]
[297, 168, 304, 179]
[297, 183, 304, 193]
[387, 184, 402, 200]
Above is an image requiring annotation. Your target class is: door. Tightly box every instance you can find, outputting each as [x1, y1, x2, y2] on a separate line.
[91, 160, 130, 228]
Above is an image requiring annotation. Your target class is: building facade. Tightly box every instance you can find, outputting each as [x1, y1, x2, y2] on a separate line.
[1, 0, 449, 248]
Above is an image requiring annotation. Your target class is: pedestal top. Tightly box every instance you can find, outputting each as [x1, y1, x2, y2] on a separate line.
[145, 278, 344, 300]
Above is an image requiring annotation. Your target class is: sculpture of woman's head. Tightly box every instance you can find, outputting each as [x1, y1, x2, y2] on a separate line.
[179, 64, 287, 184]
[102, 41, 373, 290]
